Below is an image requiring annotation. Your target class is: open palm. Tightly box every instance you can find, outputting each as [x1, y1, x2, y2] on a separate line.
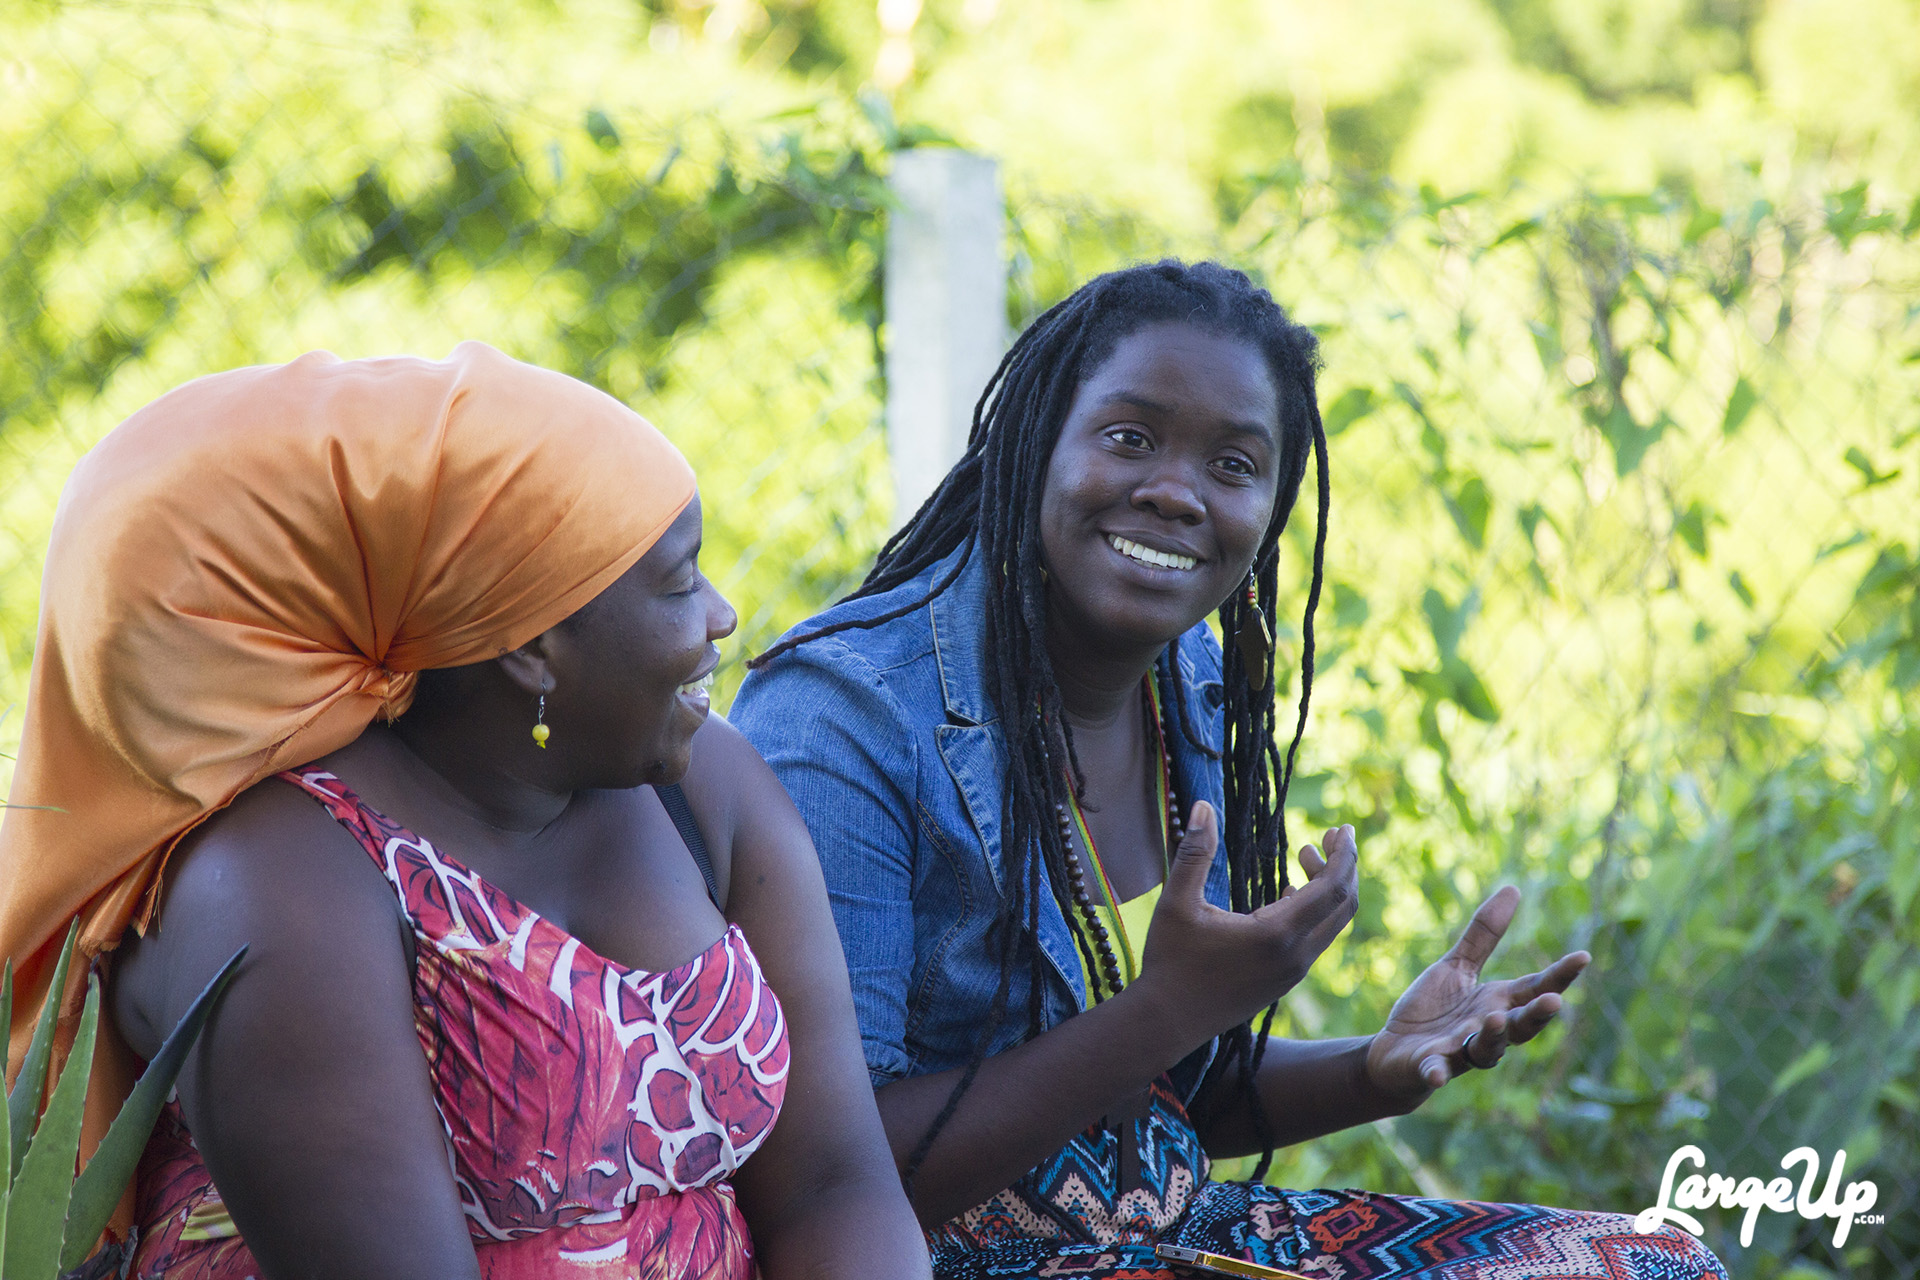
[1363, 886, 1591, 1103]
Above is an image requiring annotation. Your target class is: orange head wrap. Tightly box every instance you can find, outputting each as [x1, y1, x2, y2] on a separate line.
[0, 341, 694, 1181]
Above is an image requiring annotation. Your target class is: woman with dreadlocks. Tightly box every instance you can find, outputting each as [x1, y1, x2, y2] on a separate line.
[731, 261, 1727, 1280]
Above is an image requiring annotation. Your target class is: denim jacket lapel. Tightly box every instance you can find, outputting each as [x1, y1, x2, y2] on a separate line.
[1166, 633, 1232, 909]
[928, 546, 1085, 1009]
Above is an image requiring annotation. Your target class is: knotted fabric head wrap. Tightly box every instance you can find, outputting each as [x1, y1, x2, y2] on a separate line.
[0, 341, 695, 1189]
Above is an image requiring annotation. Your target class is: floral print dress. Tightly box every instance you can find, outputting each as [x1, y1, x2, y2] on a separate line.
[131, 769, 790, 1278]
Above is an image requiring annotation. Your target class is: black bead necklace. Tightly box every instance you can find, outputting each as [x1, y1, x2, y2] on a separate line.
[1054, 672, 1184, 1003]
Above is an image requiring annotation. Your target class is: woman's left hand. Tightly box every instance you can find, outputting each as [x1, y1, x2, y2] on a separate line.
[1363, 885, 1590, 1105]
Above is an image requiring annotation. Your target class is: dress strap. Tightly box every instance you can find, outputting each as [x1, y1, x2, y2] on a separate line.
[275, 768, 398, 883]
[655, 783, 721, 908]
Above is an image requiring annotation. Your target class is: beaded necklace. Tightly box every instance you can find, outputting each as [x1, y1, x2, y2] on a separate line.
[1054, 673, 1184, 1002]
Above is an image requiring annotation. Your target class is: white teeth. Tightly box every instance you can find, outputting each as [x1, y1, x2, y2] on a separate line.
[1108, 535, 1197, 571]
[679, 672, 714, 697]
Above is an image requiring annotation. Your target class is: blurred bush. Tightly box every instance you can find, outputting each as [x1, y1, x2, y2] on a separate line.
[0, 0, 896, 713]
[3, 2, 1915, 1276]
[1009, 172, 1919, 1279]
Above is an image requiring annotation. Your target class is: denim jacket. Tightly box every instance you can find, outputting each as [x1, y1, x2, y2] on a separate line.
[732, 544, 1231, 1091]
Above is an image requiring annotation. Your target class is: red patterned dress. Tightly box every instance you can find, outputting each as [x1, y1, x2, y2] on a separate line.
[131, 769, 790, 1278]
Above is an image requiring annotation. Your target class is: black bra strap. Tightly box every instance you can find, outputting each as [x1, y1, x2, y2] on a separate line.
[655, 783, 721, 908]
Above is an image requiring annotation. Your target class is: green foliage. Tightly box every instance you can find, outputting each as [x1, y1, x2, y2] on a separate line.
[1033, 149, 1919, 1275]
[1, 927, 245, 1278]
[4, 929, 74, 1193]
[4, 2, 1917, 1276]
[0, 7, 901, 715]
[1169, 171, 1915, 1277]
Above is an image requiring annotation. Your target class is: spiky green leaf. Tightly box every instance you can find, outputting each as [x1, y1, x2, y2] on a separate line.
[2, 975, 99, 1279]
[7, 921, 78, 1185]
[59, 946, 248, 1272]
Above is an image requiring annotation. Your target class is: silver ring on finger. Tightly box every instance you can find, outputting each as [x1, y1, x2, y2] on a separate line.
[1462, 1031, 1501, 1070]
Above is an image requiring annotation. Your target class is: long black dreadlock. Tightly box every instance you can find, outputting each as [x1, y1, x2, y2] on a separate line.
[750, 260, 1330, 1187]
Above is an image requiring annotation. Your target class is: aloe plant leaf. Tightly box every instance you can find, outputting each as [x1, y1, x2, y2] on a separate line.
[7, 919, 78, 1185]
[58, 945, 247, 1273]
[2, 972, 99, 1280]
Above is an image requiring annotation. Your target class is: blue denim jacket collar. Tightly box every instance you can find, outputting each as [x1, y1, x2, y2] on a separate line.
[928, 544, 997, 728]
[924, 544, 1231, 1010]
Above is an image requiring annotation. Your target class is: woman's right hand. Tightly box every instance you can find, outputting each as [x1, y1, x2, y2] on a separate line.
[1136, 801, 1358, 1046]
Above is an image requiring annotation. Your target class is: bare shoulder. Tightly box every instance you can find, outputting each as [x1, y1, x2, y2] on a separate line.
[110, 774, 409, 1058]
[672, 712, 807, 905]
[107, 771, 479, 1276]
[678, 709, 779, 802]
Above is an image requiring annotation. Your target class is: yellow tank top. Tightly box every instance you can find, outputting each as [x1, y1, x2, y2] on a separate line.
[1068, 678, 1174, 1008]
[1078, 882, 1163, 1009]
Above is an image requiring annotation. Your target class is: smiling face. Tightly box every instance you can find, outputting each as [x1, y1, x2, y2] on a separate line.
[539, 495, 736, 787]
[1038, 322, 1283, 655]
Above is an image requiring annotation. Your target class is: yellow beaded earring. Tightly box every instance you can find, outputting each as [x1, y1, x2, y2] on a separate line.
[532, 692, 551, 748]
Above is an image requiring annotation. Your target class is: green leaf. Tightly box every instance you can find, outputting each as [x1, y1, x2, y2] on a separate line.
[1599, 403, 1666, 476]
[1492, 217, 1540, 247]
[1517, 502, 1547, 545]
[3, 976, 99, 1278]
[1729, 571, 1755, 608]
[1674, 502, 1710, 558]
[1331, 582, 1369, 630]
[1721, 377, 1758, 435]
[1407, 678, 1447, 751]
[1441, 655, 1500, 722]
[1346, 707, 1386, 740]
[1422, 587, 1474, 661]
[1825, 182, 1869, 243]
[8, 920, 78, 1183]
[1824, 181, 1895, 247]
[1815, 530, 1868, 561]
[1682, 201, 1720, 244]
[1392, 381, 1443, 464]
[584, 108, 621, 150]
[1284, 770, 1334, 819]
[61, 946, 249, 1271]
[1843, 446, 1900, 488]
[1769, 1040, 1833, 1096]
[1322, 386, 1377, 436]
[1526, 321, 1561, 378]
[1417, 184, 1480, 215]
[1445, 476, 1490, 549]
[1599, 192, 1664, 216]
[894, 122, 960, 149]
[1855, 546, 1912, 599]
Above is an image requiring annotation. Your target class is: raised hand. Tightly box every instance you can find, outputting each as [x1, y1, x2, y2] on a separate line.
[1137, 802, 1359, 1047]
[1362, 885, 1590, 1103]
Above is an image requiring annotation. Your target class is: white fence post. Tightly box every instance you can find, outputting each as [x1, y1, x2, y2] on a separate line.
[884, 148, 1006, 525]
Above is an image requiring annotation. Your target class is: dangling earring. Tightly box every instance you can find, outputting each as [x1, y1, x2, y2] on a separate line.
[1236, 571, 1272, 690]
[531, 692, 551, 748]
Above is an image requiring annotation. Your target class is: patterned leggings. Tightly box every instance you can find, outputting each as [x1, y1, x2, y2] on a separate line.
[931, 1180, 1729, 1280]
[926, 1079, 1726, 1280]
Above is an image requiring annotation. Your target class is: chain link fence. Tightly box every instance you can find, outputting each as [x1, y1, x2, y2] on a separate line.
[1, 1, 896, 720]
[1012, 172, 1920, 1277]
[6, 4, 1917, 1277]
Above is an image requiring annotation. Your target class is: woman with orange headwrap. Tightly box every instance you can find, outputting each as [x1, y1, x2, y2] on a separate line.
[0, 343, 931, 1279]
